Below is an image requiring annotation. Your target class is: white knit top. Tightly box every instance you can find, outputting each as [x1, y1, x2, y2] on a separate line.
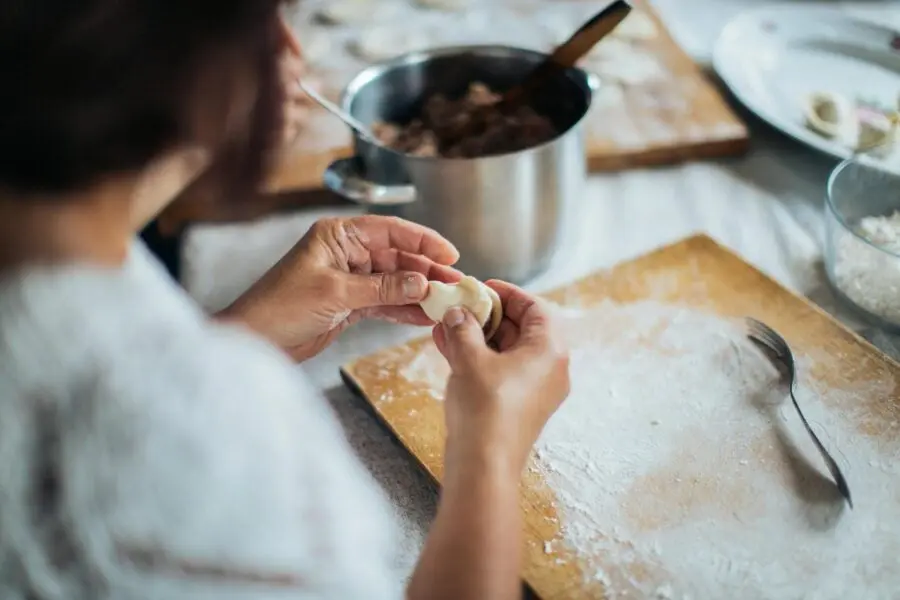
[0, 242, 400, 600]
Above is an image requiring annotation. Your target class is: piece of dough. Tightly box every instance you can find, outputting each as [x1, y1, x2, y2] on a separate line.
[420, 276, 503, 338]
[805, 91, 857, 144]
[611, 10, 658, 41]
[857, 110, 896, 157]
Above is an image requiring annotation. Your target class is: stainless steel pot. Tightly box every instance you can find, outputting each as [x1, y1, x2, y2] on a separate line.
[323, 45, 596, 283]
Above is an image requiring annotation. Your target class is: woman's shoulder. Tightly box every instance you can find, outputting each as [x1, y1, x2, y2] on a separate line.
[0, 239, 357, 471]
[0, 240, 204, 375]
[1, 241, 280, 385]
[0, 243, 401, 599]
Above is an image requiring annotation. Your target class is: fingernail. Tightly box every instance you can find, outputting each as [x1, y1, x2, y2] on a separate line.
[443, 306, 465, 328]
[403, 274, 426, 300]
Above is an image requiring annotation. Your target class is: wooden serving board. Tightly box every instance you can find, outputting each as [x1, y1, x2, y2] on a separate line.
[340, 235, 900, 599]
[266, 0, 749, 193]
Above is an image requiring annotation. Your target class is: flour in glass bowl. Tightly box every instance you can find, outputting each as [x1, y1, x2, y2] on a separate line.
[832, 211, 900, 326]
[398, 300, 900, 599]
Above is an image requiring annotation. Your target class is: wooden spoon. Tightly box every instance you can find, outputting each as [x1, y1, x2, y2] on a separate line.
[499, 0, 633, 110]
[441, 0, 632, 148]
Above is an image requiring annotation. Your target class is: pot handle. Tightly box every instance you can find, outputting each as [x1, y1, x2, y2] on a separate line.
[323, 158, 417, 206]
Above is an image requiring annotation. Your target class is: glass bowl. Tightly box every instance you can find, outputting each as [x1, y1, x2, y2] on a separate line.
[824, 158, 900, 334]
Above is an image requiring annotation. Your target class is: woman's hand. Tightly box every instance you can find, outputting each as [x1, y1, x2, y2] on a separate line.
[408, 282, 569, 600]
[220, 216, 462, 361]
[433, 281, 570, 475]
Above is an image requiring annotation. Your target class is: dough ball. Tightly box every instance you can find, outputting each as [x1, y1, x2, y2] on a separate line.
[856, 109, 895, 157]
[414, 0, 470, 11]
[805, 91, 858, 144]
[611, 10, 658, 41]
[350, 26, 432, 62]
[420, 276, 503, 339]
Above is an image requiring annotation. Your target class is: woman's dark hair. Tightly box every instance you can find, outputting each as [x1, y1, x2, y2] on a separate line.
[0, 0, 286, 198]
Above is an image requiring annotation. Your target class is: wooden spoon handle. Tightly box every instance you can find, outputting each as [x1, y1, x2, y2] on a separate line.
[551, 0, 633, 67]
[502, 0, 632, 107]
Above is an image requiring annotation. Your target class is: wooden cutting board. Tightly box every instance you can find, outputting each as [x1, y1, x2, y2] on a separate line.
[340, 235, 900, 599]
[266, 0, 749, 193]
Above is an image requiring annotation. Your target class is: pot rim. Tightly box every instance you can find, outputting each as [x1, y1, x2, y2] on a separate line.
[339, 44, 596, 164]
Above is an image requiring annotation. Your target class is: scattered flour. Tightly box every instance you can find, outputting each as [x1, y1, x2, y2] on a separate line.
[590, 82, 627, 110]
[534, 301, 900, 599]
[395, 299, 900, 598]
[400, 345, 448, 400]
[591, 53, 667, 87]
[832, 210, 900, 327]
[611, 10, 659, 42]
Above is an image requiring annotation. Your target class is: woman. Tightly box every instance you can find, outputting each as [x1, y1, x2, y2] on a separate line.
[0, 2, 570, 600]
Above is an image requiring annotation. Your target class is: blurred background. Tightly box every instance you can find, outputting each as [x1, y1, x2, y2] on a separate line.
[146, 0, 900, 359]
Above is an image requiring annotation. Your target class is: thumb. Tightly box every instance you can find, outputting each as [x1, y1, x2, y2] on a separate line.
[440, 306, 488, 370]
[342, 272, 428, 310]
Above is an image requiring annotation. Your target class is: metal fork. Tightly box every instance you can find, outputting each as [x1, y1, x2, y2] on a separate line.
[745, 317, 853, 508]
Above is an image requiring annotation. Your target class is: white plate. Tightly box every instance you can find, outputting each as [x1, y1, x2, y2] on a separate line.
[713, 4, 900, 164]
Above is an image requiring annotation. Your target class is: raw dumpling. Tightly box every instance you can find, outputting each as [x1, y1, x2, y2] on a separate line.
[420, 276, 503, 339]
[857, 109, 897, 158]
[611, 10, 658, 41]
[805, 91, 858, 144]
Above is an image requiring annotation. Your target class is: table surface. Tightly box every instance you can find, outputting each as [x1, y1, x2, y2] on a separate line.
[180, 0, 900, 585]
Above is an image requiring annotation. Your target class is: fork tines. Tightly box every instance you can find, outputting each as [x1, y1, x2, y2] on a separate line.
[745, 317, 793, 367]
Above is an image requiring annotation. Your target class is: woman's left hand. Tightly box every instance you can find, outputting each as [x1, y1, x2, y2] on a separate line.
[220, 216, 462, 361]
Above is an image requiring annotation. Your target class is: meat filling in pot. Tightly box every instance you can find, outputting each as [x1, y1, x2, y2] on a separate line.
[371, 82, 557, 158]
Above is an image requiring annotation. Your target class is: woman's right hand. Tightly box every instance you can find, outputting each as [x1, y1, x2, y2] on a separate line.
[411, 282, 567, 600]
[432, 280, 570, 475]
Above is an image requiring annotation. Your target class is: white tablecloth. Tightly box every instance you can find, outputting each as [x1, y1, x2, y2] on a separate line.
[180, 0, 900, 581]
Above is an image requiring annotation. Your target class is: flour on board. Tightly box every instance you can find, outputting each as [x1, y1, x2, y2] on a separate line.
[399, 344, 448, 400]
[396, 299, 900, 598]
